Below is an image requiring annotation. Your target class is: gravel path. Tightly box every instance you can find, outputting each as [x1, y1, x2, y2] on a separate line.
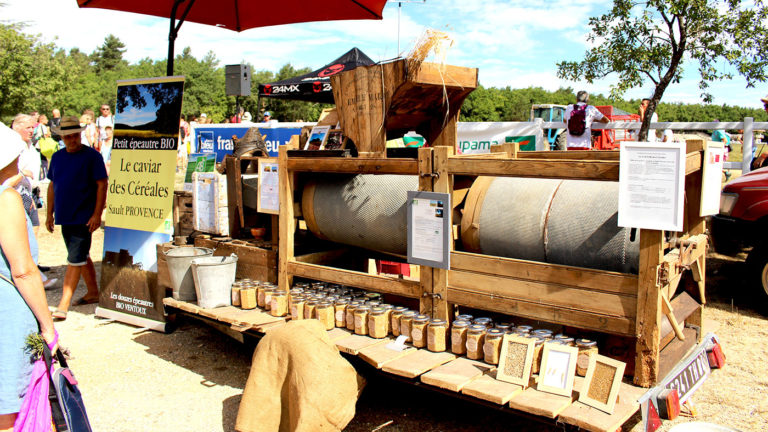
[35, 208, 767, 432]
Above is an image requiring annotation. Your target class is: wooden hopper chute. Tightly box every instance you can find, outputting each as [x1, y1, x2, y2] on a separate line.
[331, 59, 478, 158]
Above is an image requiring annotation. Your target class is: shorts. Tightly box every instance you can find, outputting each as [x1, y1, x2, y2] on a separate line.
[61, 224, 92, 266]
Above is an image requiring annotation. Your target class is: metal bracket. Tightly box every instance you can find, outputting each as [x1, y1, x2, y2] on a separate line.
[420, 172, 439, 179]
[421, 292, 443, 300]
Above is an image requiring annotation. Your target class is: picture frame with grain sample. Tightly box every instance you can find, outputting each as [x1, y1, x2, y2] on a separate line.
[496, 334, 535, 386]
[536, 342, 578, 397]
[578, 354, 626, 414]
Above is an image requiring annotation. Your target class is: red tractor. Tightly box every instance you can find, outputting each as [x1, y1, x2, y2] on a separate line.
[592, 106, 641, 150]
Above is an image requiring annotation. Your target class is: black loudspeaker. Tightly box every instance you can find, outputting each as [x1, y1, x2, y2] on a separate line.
[225, 64, 251, 96]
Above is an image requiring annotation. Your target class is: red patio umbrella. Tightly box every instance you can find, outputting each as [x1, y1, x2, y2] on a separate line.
[76, 0, 387, 75]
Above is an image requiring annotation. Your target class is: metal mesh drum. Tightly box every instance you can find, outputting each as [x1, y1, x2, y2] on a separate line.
[462, 177, 639, 273]
[302, 174, 418, 255]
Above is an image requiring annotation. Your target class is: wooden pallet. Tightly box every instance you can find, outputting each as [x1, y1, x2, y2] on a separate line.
[163, 298, 645, 432]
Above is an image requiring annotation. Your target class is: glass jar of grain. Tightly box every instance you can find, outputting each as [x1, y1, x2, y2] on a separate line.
[554, 334, 575, 346]
[380, 304, 394, 334]
[290, 295, 305, 319]
[495, 322, 513, 332]
[256, 285, 267, 308]
[451, 320, 471, 355]
[531, 336, 546, 374]
[270, 292, 288, 317]
[231, 281, 243, 307]
[368, 307, 389, 338]
[262, 288, 275, 311]
[411, 315, 430, 348]
[575, 339, 598, 376]
[399, 311, 418, 343]
[240, 287, 257, 310]
[427, 319, 448, 352]
[333, 298, 349, 328]
[354, 305, 372, 335]
[466, 324, 487, 360]
[315, 301, 335, 330]
[390, 307, 408, 337]
[483, 328, 505, 364]
[304, 298, 318, 320]
[346, 301, 362, 331]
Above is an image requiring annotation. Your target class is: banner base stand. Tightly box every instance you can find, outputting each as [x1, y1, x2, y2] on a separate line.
[95, 306, 166, 333]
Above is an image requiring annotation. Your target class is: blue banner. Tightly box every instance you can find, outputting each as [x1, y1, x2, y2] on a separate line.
[191, 123, 307, 161]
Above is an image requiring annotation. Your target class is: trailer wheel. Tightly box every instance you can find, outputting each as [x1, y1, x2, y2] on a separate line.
[746, 245, 768, 315]
[555, 132, 567, 151]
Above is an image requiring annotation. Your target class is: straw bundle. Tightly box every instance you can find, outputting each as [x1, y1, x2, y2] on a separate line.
[406, 29, 455, 78]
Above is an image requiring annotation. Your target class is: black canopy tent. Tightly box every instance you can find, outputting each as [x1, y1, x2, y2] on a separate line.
[258, 48, 374, 104]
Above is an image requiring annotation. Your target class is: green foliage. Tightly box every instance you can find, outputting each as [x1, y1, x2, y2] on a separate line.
[2, 15, 765, 128]
[556, 0, 768, 139]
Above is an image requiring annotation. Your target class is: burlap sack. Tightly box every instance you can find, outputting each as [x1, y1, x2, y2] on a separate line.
[236, 320, 365, 432]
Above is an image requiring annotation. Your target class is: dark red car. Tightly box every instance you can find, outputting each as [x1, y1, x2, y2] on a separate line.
[710, 166, 768, 312]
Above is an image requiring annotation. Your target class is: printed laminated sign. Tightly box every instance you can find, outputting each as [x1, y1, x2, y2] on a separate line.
[97, 76, 185, 332]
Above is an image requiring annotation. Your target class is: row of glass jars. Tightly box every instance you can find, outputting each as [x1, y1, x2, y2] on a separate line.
[232, 280, 600, 376]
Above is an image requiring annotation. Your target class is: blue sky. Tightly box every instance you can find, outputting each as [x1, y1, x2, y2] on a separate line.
[120, 85, 158, 126]
[3, 0, 764, 109]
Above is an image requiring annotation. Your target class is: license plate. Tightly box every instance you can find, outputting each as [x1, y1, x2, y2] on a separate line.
[663, 348, 711, 403]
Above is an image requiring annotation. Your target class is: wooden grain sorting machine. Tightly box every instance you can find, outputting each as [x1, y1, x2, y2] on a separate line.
[166, 58, 711, 431]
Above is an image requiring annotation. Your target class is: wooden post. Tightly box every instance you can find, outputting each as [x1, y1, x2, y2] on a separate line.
[684, 140, 706, 333]
[225, 156, 244, 238]
[278, 146, 294, 292]
[634, 229, 664, 387]
[418, 147, 434, 315]
[431, 113, 458, 149]
[432, 146, 453, 320]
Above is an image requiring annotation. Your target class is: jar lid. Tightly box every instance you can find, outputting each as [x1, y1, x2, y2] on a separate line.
[555, 335, 575, 344]
[451, 320, 470, 328]
[392, 306, 408, 313]
[414, 314, 430, 323]
[486, 328, 505, 338]
[317, 301, 333, 308]
[428, 318, 447, 326]
[334, 298, 349, 305]
[380, 303, 394, 310]
[366, 300, 382, 307]
[371, 307, 387, 315]
[532, 329, 553, 336]
[355, 305, 372, 312]
[468, 324, 488, 334]
[401, 310, 417, 317]
[292, 295, 305, 301]
[272, 291, 286, 297]
[576, 339, 597, 347]
[232, 281, 244, 287]
[456, 314, 473, 321]
[365, 292, 382, 300]
[495, 322, 513, 330]
[516, 325, 533, 332]
[473, 317, 493, 326]
[533, 336, 546, 345]
[349, 300, 363, 306]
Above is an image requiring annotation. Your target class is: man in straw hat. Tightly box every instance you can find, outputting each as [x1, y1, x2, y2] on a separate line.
[761, 94, 768, 114]
[46, 115, 107, 320]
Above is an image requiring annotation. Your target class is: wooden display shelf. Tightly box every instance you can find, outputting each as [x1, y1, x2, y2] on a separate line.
[279, 140, 708, 388]
[173, 190, 194, 237]
[163, 297, 645, 432]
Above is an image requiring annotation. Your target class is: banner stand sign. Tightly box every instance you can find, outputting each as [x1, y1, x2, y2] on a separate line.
[96, 76, 185, 332]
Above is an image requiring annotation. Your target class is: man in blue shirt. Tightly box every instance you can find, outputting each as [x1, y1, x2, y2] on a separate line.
[46, 115, 108, 320]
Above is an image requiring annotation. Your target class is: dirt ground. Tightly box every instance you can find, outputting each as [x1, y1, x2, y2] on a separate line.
[36, 208, 767, 431]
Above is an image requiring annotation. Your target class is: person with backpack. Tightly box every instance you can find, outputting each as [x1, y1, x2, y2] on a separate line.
[563, 91, 608, 150]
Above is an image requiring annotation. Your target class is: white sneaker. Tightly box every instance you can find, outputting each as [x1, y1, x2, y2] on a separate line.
[43, 278, 58, 290]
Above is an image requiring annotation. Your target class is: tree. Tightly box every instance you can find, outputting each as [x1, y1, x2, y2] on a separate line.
[557, 0, 768, 140]
[92, 34, 126, 72]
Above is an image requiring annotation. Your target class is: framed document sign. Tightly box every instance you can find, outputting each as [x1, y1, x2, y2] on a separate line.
[618, 141, 686, 231]
[257, 158, 279, 214]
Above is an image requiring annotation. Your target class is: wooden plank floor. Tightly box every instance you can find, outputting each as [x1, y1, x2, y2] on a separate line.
[163, 298, 643, 432]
